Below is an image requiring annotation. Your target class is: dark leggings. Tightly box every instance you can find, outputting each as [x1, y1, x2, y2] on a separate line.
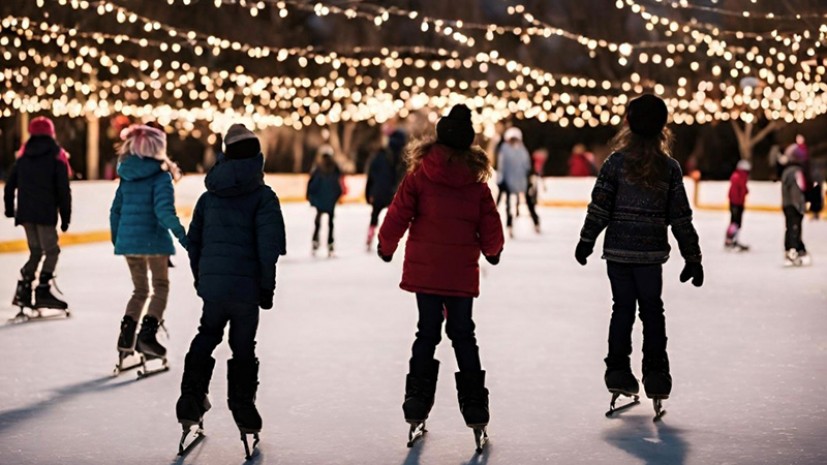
[188, 300, 259, 361]
[606, 262, 667, 367]
[369, 203, 388, 227]
[410, 293, 482, 374]
[783, 206, 806, 252]
[313, 208, 335, 245]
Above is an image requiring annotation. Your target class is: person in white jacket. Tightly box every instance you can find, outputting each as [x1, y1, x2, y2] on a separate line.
[497, 127, 532, 237]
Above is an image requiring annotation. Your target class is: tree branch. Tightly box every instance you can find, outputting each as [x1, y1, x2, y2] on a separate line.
[750, 121, 779, 145]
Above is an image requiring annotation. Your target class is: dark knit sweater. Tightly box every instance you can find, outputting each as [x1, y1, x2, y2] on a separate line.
[579, 152, 702, 264]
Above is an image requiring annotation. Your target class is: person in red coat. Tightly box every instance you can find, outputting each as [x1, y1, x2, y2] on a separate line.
[726, 160, 751, 250]
[568, 144, 597, 177]
[377, 104, 504, 445]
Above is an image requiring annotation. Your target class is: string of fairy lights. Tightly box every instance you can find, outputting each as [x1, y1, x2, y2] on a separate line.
[1, 0, 826, 135]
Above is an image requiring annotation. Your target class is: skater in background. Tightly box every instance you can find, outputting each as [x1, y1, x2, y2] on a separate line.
[378, 104, 504, 451]
[525, 148, 546, 234]
[4, 116, 72, 314]
[497, 127, 532, 238]
[575, 94, 703, 419]
[176, 124, 286, 456]
[307, 148, 343, 257]
[365, 129, 407, 250]
[780, 148, 811, 266]
[725, 160, 751, 251]
[110, 124, 187, 359]
[568, 144, 597, 177]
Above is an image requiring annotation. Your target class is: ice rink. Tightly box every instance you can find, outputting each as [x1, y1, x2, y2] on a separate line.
[0, 203, 825, 465]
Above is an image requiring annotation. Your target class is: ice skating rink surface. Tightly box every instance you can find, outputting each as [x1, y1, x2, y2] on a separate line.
[0, 204, 825, 465]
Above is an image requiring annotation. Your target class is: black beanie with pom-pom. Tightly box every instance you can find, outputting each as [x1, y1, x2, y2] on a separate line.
[436, 104, 475, 150]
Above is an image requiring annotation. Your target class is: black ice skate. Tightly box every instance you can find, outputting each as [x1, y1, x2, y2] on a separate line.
[8, 275, 34, 323]
[403, 360, 439, 447]
[643, 356, 671, 422]
[132, 316, 170, 379]
[455, 370, 490, 453]
[177, 354, 215, 457]
[227, 358, 262, 459]
[12, 273, 71, 322]
[604, 368, 640, 417]
[112, 316, 144, 377]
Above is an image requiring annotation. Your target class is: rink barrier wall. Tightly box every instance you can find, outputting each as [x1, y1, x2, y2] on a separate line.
[0, 175, 803, 252]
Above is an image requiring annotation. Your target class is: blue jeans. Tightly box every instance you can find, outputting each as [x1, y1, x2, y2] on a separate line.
[188, 300, 259, 361]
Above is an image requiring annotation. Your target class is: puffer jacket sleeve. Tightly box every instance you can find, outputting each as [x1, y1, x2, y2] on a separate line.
[378, 170, 418, 256]
[579, 154, 619, 243]
[152, 173, 187, 248]
[256, 188, 287, 291]
[478, 183, 504, 257]
[3, 162, 18, 217]
[186, 195, 205, 282]
[109, 185, 123, 247]
[55, 157, 71, 226]
[667, 162, 702, 263]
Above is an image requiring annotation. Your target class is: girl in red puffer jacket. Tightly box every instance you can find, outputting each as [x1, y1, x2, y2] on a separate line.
[726, 160, 751, 251]
[377, 104, 504, 450]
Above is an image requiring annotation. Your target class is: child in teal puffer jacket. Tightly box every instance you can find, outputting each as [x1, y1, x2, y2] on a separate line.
[110, 124, 187, 360]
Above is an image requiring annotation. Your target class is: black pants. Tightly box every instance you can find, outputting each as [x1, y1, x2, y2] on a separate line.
[504, 192, 519, 227]
[783, 206, 806, 252]
[313, 208, 335, 245]
[21, 223, 60, 280]
[369, 203, 388, 227]
[606, 262, 667, 368]
[188, 300, 260, 361]
[729, 205, 744, 228]
[525, 193, 540, 227]
[410, 293, 481, 374]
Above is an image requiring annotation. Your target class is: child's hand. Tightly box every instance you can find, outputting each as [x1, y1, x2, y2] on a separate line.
[575, 240, 594, 265]
[679, 262, 704, 287]
[60, 221, 69, 233]
[260, 288, 274, 310]
[4, 209, 13, 218]
[377, 243, 393, 263]
[484, 252, 501, 265]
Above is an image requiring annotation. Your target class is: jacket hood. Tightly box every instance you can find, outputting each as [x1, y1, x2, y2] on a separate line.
[117, 155, 164, 181]
[420, 144, 478, 187]
[21, 136, 60, 159]
[205, 153, 265, 197]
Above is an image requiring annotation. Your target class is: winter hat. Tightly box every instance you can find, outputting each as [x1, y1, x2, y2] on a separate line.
[627, 94, 668, 138]
[388, 129, 407, 153]
[736, 160, 752, 171]
[504, 127, 523, 142]
[118, 124, 167, 160]
[29, 116, 56, 138]
[436, 104, 475, 150]
[224, 123, 261, 159]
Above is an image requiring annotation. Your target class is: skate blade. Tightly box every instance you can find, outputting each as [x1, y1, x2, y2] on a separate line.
[406, 422, 426, 447]
[136, 357, 170, 379]
[473, 427, 489, 453]
[242, 432, 260, 460]
[178, 423, 206, 457]
[606, 393, 640, 417]
[7, 308, 70, 323]
[652, 398, 667, 422]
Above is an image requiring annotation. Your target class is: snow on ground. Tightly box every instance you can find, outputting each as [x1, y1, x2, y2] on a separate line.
[0, 203, 825, 465]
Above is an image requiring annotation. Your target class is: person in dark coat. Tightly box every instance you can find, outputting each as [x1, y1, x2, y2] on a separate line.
[176, 123, 286, 443]
[110, 124, 187, 358]
[365, 129, 407, 250]
[4, 116, 72, 311]
[307, 149, 343, 257]
[780, 150, 810, 266]
[575, 94, 703, 409]
[378, 104, 504, 441]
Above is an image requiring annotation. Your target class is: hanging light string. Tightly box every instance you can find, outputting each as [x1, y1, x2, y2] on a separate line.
[639, 0, 827, 20]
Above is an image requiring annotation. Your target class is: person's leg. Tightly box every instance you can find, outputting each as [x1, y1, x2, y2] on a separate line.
[188, 301, 231, 358]
[505, 192, 514, 228]
[606, 262, 638, 368]
[21, 223, 43, 279]
[125, 256, 150, 321]
[369, 204, 382, 227]
[444, 297, 481, 373]
[228, 303, 260, 362]
[146, 255, 170, 321]
[226, 302, 263, 432]
[794, 210, 806, 253]
[784, 206, 801, 251]
[633, 264, 667, 363]
[327, 208, 335, 245]
[36, 225, 60, 278]
[526, 193, 540, 228]
[411, 293, 445, 373]
[312, 209, 322, 244]
[178, 300, 226, 425]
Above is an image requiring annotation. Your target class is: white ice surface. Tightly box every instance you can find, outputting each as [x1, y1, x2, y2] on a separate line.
[0, 204, 825, 465]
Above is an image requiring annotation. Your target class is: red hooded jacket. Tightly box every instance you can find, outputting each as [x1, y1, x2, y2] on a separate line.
[379, 143, 504, 298]
[728, 169, 749, 206]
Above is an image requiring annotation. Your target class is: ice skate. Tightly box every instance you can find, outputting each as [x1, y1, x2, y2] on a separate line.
[133, 316, 170, 379]
[311, 240, 320, 257]
[604, 367, 640, 417]
[733, 242, 750, 252]
[34, 273, 69, 312]
[643, 356, 671, 422]
[112, 351, 144, 377]
[403, 360, 438, 447]
[227, 358, 262, 459]
[328, 242, 336, 258]
[784, 249, 800, 267]
[117, 316, 138, 353]
[8, 276, 34, 322]
[507, 226, 514, 239]
[455, 370, 490, 453]
[798, 252, 812, 266]
[177, 354, 215, 457]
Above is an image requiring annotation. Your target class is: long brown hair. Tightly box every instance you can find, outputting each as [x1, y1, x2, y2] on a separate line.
[610, 125, 674, 189]
[405, 137, 491, 182]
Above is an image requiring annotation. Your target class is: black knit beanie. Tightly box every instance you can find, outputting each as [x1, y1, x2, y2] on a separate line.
[436, 104, 475, 150]
[627, 94, 668, 138]
[224, 123, 261, 159]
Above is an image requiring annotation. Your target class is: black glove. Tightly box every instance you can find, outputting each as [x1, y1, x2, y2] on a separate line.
[679, 262, 704, 287]
[4, 209, 13, 219]
[484, 252, 501, 265]
[260, 288, 274, 310]
[60, 222, 69, 233]
[377, 243, 393, 263]
[575, 240, 594, 266]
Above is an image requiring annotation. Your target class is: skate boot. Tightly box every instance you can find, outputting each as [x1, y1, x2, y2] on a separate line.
[784, 249, 800, 267]
[642, 354, 671, 421]
[227, 358, 262, 459]
[312, 240, 320, 256]
[136, 315, 167, 358]
[328, 242, 336, 258]
[177, 354, 215, 456]
[455, 370, 490, 453]
[117, 316, 138, 353]
[366, 225, 377, 251]
[34, 272, 69, 312]
[10, 274, 35, 321]
[604, 356, 640, 417]
[403, 359, 439, 447]
[798, 251, 812, 266]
